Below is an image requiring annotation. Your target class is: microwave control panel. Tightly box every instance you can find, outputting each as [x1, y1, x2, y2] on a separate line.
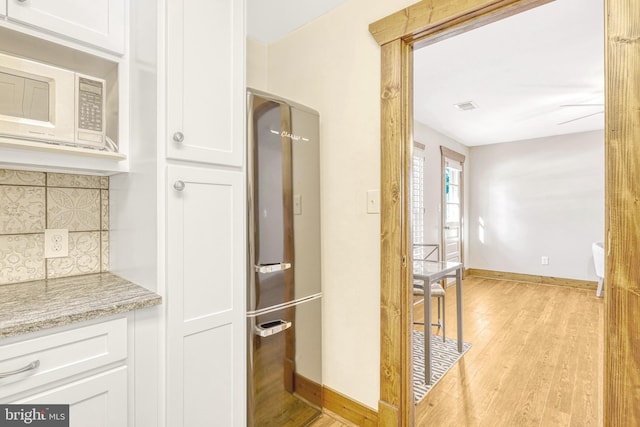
[77, 77, 104, 133]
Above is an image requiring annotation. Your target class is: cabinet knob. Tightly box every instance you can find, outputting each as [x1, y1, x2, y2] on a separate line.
[173, 132, 184, 143]
[17, 0, 28, 2]
[174, 180, 186, 192]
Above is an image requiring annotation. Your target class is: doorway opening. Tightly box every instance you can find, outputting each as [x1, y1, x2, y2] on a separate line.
[370, 0, 640, 425]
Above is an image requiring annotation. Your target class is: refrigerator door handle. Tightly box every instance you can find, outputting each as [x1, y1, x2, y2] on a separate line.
[254, 263, 292, 274]
[254, 320, 292, 337]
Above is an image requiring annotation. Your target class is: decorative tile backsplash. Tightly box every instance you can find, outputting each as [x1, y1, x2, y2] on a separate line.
[0, 169, 109, 285]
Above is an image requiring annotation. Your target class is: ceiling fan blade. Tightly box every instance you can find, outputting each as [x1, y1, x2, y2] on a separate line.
[558, 111, 604, 125]
[560, 104, 604, 107]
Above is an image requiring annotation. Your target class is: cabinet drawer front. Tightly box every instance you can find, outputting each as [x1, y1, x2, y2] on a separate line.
[14, 367, 128, 427]
[0, 318, 127, 399]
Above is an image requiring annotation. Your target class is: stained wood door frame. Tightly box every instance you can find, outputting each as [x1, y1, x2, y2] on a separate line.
[369, 1, 639, 425]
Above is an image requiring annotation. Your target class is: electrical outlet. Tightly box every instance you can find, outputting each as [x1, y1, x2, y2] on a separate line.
[44, 229, 69, 258]
[541, 256, 549, 265]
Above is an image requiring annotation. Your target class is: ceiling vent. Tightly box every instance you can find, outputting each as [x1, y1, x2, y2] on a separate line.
[454, 101, 478, 111]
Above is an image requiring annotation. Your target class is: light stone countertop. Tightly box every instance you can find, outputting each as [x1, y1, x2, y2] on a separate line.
[0, 272, 162, 339]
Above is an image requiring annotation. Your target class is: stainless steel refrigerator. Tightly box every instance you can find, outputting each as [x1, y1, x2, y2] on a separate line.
[247, 89, 322, 427]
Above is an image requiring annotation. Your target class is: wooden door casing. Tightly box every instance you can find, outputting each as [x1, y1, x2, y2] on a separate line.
[370, 0, 638, 425]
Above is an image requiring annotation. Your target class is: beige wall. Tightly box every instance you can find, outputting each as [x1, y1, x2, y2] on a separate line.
[250, 0, 416, 409]
[246, 37, 268, 90]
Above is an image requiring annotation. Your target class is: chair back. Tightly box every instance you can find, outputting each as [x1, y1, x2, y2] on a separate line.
[592, 242, 604, 278]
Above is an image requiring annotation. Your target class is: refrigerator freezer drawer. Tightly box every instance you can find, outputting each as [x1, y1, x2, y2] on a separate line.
[254, 319, 292, 337]
[247, 296, 322, 427]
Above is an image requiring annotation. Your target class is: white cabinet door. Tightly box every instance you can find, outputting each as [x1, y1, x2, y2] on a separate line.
[166, 0, 244, 166]
[166, 165, 245, 427]
[6, 0, 125, 54]
[14, 367, 128, 427]
[0, 1, 6, 17]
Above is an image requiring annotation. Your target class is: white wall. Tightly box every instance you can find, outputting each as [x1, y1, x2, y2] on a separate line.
[414, 120, 470, 264]
[254, 0, 415, 409]
[468, 130, 605, 281]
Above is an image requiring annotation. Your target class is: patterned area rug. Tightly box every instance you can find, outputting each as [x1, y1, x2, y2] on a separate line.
[413, 331, 472, 403]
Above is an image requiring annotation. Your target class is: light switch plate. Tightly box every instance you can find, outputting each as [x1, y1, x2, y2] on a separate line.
[293, 194, 302, 215]
[367, 189, 380, 214]
[44, 229, 69, 258]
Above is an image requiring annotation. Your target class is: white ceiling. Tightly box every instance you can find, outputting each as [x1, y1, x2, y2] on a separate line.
[414, 0, 604, 146]
[247, 0, 604, 146]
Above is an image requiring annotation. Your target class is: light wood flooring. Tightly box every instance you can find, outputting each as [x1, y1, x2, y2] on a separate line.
[308, 410, 358, 427]
[414, 276, 603, 426]
[310, 276, 602, 427]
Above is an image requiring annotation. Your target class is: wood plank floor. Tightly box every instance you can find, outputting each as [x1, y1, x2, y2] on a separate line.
[415, 276, 603, 426]
[310, 276, 603, 427]
[309, 410, 357, 427]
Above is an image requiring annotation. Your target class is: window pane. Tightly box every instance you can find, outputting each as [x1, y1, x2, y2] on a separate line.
[411, 154, 424, 245]
[446, 184, 460, 204]
[446, 203, 460, 223]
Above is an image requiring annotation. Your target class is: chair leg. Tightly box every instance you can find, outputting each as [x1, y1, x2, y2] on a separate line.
[596, 277, 604, 297]
[431, 297, 442, 330]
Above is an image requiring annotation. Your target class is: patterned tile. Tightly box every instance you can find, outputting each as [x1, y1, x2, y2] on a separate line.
[101, 231, 109, 272]
[46, 173, 102, 189]
[0, 169, 111, 284]
[0, 186, 46, 234]
[0, 234, 45, 284]
[47, 232, 101, 278]
[0, 169, 46, 186]
[101, 190, 109, 230]
[47, 188, 101, 231]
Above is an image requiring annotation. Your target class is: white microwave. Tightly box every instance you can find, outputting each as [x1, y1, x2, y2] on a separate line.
[0, 51, 108, 150]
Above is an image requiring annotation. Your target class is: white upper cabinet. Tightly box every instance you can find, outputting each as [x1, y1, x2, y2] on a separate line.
[166, 0, 244, 167]
[6, 0, 125, 54]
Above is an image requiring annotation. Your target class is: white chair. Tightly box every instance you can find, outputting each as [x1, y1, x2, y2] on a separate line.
[413, 279, 446, 341]
[592, 242, 604, 297]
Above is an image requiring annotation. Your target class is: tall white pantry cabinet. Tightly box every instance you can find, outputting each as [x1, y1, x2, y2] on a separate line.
[111, 0, 246, 426]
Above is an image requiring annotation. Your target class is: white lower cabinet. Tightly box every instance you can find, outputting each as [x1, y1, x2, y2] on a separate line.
[0, 317, 129, 426]
[14, 367, 128, 427]
[166, 165, 245, 427]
